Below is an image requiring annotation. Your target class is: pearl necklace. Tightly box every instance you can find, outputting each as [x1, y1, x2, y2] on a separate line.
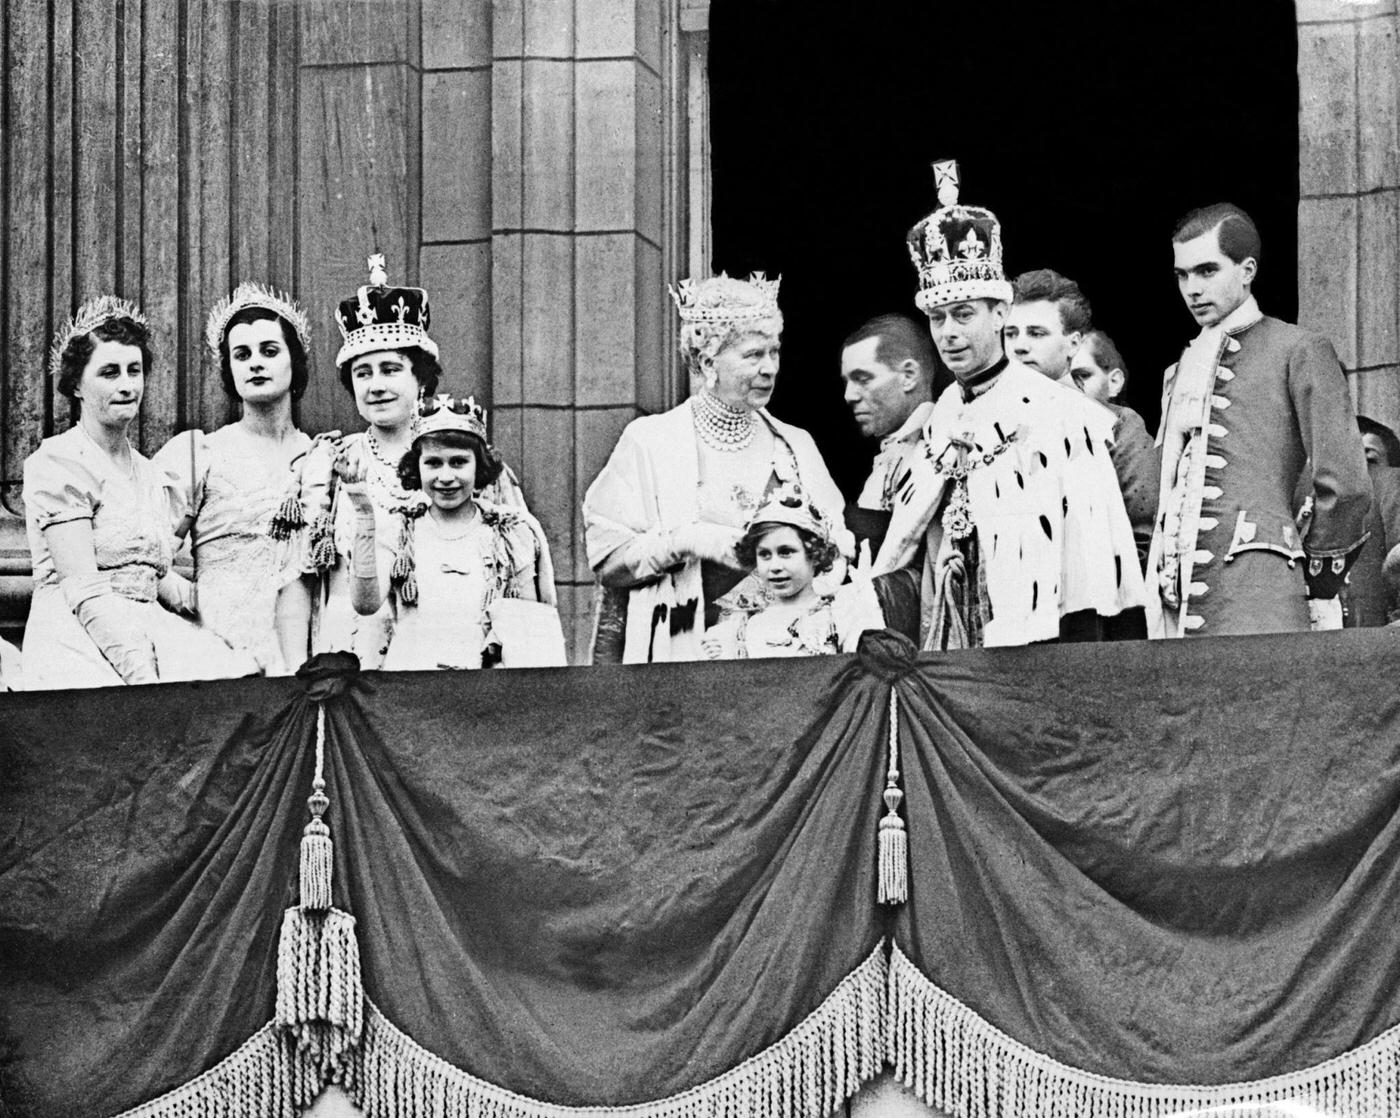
[366, 426, 412, 469]
[691, 391, 756, 452]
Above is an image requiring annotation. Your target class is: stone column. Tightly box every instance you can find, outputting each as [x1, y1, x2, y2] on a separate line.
[1297, 0, 1400, 432]
[491, 0, 673, 661]
[420, 0, 494, 403]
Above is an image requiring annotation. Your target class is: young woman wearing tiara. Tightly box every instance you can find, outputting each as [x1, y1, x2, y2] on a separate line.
[334, 395, 562, 670]
[21, 296, 254, 687]
[154, 283, 316, 674]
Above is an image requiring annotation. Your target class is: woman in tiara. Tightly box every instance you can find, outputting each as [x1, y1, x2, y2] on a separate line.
[153, 283, 316, 675]
[583, 272, 852, 664]
[20, 297, 254, 688]
[335, 394, 561, 671]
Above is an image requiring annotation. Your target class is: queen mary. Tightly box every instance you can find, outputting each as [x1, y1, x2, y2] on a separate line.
[584, 273, 851, 664]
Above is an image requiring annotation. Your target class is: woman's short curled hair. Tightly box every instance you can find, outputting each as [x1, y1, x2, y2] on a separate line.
[337, 345, 442, 399]
[219, 306, 310, 401]
[57, 316, 153, 401]
[735, 521, 838, 577]
[397, 429, 504, 493]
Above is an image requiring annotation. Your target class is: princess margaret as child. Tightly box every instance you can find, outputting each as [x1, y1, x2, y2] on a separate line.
[337, 395, 560, 671]
[702, 483, 845, 660]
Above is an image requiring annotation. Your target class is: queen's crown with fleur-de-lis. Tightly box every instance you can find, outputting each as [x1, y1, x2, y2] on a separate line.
[417, 393, 489, 442]
[334, 253, 439, 366]
[906, 160, 1014, 314]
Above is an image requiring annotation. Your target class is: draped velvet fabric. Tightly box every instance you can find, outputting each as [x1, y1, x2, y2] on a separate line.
[892, 628, 1400, 1082]
[1, 630, 1399, 1117]
[0, 655, 888, 1116]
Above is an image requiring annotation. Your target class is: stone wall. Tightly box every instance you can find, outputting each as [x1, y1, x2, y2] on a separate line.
[1298, 0, 1400, 430]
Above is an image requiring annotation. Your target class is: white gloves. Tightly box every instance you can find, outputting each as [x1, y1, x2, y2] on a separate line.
[61, 574, 158, 684]
[626, 521, 745, 581]
[157, 572, 197, 616]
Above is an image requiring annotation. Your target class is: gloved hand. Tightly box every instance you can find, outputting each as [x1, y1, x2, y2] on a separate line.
[669, 521, 745, 566]
[625, 521, 745, 581]
[157, 571, 197, 616]
[62, 575, 158, 684]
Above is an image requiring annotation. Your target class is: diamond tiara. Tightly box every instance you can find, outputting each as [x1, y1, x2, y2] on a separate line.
[204, 282, 312, 358]
[49, 295, 149, 381]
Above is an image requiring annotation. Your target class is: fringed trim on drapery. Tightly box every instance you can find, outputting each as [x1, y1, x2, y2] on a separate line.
[343, 946, 889, 1118]
[887, 944, 1400, 1118]
[113, 947, 887, 1118]
[112, 1022, 326, 1117]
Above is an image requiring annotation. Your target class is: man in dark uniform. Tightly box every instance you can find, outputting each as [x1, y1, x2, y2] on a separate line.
[1147, 203, 1371, 637]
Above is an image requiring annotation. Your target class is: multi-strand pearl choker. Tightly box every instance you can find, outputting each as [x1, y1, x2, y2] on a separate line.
[691, 390, 756, 451]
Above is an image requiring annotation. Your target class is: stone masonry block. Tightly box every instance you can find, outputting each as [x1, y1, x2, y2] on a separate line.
[422, 0, 490, 69]
[634, 237, 667, 416]
[522, 406, 577, 580]
[1358, 189, 1400, 367]
[576, 60, 638, 231]
[492, 403, 526, 482]
[1359, 15, 1400, 189]
[492, 59, 523, 231]
[492, 232, 523, 405]
[1353, 365, 1400, 433]
[577, 0, 636, 59]
[1298, 195, 1359, 367]
[635, 65, 663, 248]
[636, 0, 663, 75]
[575, 234, 637, 407]
[495, 0, 524, 56]
[1298, 22, 1358, 197]
[422, 70, 492, 243]
[1296, 0, 1393, 22]
[523, 60, 575, 230]
[421, 242, 492, 400]
[301, 1, 409, 65]
[523, 0, 574, 57]
[522, 233, 575, 405]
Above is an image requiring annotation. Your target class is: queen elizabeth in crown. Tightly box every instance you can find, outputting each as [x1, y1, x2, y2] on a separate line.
[583, 273, 851, 664]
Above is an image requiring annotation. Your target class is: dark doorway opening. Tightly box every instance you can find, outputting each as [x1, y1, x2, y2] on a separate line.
[709, 0, 1299, 497]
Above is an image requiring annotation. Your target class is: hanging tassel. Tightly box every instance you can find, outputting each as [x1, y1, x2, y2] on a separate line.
[309, 514, 337, 572]
[269, 490, 307, 541]
[390, 511, 418, 605]
[300, 795, 333, 910]
[878, 687, 908, 905]
[276, 704, 364, 1078]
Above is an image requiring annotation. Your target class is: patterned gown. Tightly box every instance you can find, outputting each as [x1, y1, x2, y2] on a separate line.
[155, 425, 312, 674]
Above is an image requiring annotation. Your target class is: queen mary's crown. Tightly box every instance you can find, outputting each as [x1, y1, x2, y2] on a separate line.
[907, 160, 1014, 314]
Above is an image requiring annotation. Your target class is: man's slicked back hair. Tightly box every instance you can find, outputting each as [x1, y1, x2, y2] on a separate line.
[1172, 202, 1262, 269]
